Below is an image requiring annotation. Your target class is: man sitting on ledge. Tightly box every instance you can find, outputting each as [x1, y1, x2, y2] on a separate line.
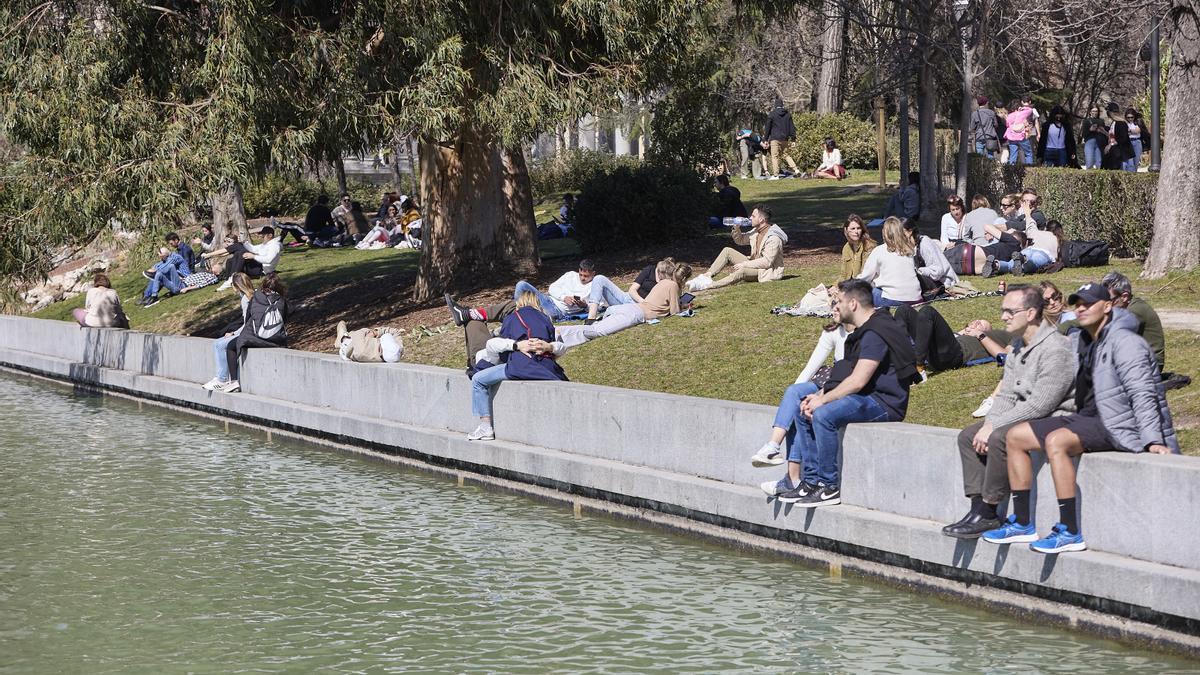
[688, 204, 787, 291]
[942, 285, 1076, 539]
[984, 282, 1179, 554]
[761, 279, 917, 508]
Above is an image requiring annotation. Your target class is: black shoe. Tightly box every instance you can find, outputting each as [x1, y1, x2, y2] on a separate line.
[142, 296, 160, 308]
[445, 292, 468, 327]
[583, 318, 597, 326]
[776, 481, 818, 504]
[142, 270, 155, 280]
[1010, 252, 1026, 276]
[942, 512, 1002, 539]
[791, 484, 841, 508]
[941, 509, 975, 533]
[981, 255, 997, 278]
[1162, 372, 1192, 391]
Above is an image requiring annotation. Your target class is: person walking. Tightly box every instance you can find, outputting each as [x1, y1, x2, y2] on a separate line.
[762, 97, 800, 179]
[1036, 105, 1075, 167]
[969, 96, 1000, 159]
[1079, 105, 1107, 169]
[1101, 102, 1133, 170]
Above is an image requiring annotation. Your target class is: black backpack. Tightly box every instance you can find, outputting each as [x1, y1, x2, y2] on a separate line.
[1062, 240, 1110, 268]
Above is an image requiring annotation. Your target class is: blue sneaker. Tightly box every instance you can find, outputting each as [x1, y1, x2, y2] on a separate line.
[981, 515, 1038, 544]
[1030, 523, 1087, 554]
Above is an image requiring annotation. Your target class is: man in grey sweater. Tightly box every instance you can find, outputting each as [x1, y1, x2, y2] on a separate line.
[984, 282, 1179, 554]
[942, 286, 1076, 539]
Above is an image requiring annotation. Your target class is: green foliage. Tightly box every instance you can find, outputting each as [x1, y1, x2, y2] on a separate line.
[572, 164, 713, 254]
[647, 59, 731, 171]
[529, 150, 640, 198]
[240, 174, 387, 218]
[785, 113, 879, 169]
[967, 157, 1158, 257]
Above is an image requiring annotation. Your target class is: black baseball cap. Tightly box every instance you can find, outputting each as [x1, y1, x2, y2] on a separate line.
[1068, 282, 1110, 306]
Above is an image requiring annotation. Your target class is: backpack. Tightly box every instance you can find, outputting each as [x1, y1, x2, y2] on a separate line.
[249, 291, 288, 342]
[1062, 240, 1110, 268]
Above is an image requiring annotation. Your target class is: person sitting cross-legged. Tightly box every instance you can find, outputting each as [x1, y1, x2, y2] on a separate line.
[942, 285, 1077, 539]
[750, 288, 851, 468]
[217, 226, 281, 290]
[688, 204, 787, 291]
[760, 279, 918, 507]
[983, 282, 1179, 554]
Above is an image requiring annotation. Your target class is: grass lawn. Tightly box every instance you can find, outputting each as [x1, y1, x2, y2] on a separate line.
[31, 173, 1200, 454]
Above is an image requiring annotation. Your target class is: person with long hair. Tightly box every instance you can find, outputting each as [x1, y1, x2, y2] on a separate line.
[467, 290, 569, 441]
[219, 272, 290, 393]
[559, 263, 692, 348]
[939, 195, 967, 249]
[814, 138, 846, 179]
[1079, 105, 1107, 169]
[1123, 108, 1144, 172]
[202, 273, 256, 391]
[750, 289, 852, 467]
[841, 215, 877, 279]
[1036, 105, 1076, 167]
[857, 217, 921, 307]
[72, 273, 129, 329]
[1101, 102, 1133, 170]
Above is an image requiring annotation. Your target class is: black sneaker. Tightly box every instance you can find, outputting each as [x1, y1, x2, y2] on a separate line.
[1010, 251, 1026, 276]
[142, 270, 154, 280]
[1162, 372, 1192, 391]
[776, 481, 818, 504]
[981, 255, 997, 278]
[142, 296, 160, 308]
[445, 293, 468, 327]
[793, 484, 841, 508]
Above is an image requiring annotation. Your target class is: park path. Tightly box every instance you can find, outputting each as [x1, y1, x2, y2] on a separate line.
[1158, 310, 1200, 332]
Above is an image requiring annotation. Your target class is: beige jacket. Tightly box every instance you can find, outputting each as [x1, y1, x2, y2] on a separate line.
[732, 224, 789, 282]
[84, 287, 128, 328]
[344, 327, 403, 362]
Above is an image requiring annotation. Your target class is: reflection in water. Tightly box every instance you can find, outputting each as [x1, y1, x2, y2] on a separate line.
[0, 373, 1193, 673]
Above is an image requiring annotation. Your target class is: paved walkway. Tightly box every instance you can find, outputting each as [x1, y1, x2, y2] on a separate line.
[1158, 310, 1200, 332]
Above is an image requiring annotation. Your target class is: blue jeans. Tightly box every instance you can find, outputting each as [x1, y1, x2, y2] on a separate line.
[871, 287, 907, 308]
[587, 275, 634, 308]
[974, 140, 994, 159]
[1043, 147, 1065, 167]
[471, 364, 510, 417]
[996, 248, 1052, 274]
[789, 394, 889, 487]
[213, 334, 237, 381]
[1084, 138, 1102, 169]
[514, 280, 566, 320]
[776, 382, 820, 459]
[145, 265, 182, 298]
[1007, 139, 1033, 165]
[1124, 139, 1142, 171]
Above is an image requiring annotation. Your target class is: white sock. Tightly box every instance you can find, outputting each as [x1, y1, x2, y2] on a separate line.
[767, 440, 781, 450]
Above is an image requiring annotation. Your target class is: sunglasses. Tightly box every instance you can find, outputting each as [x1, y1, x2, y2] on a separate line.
[1044, 293, 1062, 302]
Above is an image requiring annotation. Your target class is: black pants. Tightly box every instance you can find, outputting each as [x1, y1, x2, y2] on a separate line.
[225, 242, 264, 279]
[275, 222, 307, 244]
[225, 332, 284, 381]
[957, 420, 1016, 504]
[894, 304, 964, 371]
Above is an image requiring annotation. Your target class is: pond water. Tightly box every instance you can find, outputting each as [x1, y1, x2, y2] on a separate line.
[0, 372, 1194, 673]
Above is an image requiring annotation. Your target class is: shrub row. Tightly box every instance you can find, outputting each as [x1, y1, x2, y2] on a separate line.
[572, 164, 713, 254]
[528, 149, 640, 198]
[241, 173, 391, 218]
[967, 156, 1158, 258]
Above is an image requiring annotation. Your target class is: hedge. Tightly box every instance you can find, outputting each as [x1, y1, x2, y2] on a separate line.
[529, 149, 639, 198]
[779, 112, 956, 172]
[572, 163, 713, 254]
[966, 157, 1158, 258]
[241, 173, 390, 218]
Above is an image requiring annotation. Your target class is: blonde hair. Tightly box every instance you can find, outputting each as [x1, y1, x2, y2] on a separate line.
[672, 263, 693, 289]
[655, 257, 677, 278]
[882, 217, 915, 256]
[515, 290, 541, 310]
[970, 194, 991, 210]
[231, 272, 255, 298]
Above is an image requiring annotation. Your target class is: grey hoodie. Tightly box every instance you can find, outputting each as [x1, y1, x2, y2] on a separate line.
[1073, 307, 1179, 453]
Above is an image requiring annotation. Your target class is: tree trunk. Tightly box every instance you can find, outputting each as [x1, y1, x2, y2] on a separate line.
[334, 157, 348, 196]
[955, 45, 976, 199]
[390, 141, 406, 197]
[413, 126, 540, 301]
[815, 0, 846, 114]
[917, 58, 939, 225]
[211, 181, 249, 243]
[1143, 8, 1200, 277]
[898, 84, 911, 184]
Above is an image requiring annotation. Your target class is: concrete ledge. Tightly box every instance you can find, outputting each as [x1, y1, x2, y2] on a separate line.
[2, 315, 1199, 644]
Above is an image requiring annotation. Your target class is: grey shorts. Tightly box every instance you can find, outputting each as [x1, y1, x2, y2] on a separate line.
[1027, 414, 1118, 453]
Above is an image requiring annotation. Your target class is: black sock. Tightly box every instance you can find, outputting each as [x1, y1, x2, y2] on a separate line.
[1058, 497, 1079, 534]
[978, 500, 998, 520]
[1013, 490, 1031, 525]
[969, 495, 983, 515]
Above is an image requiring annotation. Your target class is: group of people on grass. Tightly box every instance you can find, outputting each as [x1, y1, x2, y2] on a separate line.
[970, 94, 1151, 170]
[277, 192, 423, 250]
[733, 99, 847, 181]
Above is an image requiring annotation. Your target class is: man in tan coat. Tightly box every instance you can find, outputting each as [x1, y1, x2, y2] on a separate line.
[335, 321, 405, 363]
[689, 204, 789, 290]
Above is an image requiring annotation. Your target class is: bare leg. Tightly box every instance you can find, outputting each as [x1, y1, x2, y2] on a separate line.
[1044, 428, 1086, 498]
[1004, 422, 1040, 491]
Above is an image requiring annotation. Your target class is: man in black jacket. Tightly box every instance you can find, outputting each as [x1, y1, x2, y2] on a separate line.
[764, 279, 917, 508]
[762, 98, 801, 179]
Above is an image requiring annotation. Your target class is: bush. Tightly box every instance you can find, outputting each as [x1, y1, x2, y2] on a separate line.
[572, 164, 714, 254]
[967, 157, 1158, 257]
[784, 112, 878, 170]
[241, 174, 391, 218]
[529, 150, 639, 198]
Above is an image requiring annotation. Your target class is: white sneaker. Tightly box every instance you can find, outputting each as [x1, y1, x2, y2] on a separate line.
[202, 378, 226, 391]
[216, 278, 233, 291]
[750, 443, 785, 467]
[218, 380, 240, 393]
[686, 274, 713, 292]
[467, 424, 495, 441]
[972, 396, 994, 418]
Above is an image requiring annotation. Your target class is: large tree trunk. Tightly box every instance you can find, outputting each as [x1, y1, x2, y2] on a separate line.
[1143, 7, 1200, 277]
[955, 45, 977, 199]
[211, 180, 248, 243]
[917, 57, 940, 225]
[334, 157, 348, 196]
[413, 126, 540, 301]
[815, 0, 846, 114]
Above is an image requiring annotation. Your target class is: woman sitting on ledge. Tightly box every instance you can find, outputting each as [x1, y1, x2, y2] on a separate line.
[202, 273, 256, 392]
[72, 273, 129, 329]
[468, 291, 568, 442]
